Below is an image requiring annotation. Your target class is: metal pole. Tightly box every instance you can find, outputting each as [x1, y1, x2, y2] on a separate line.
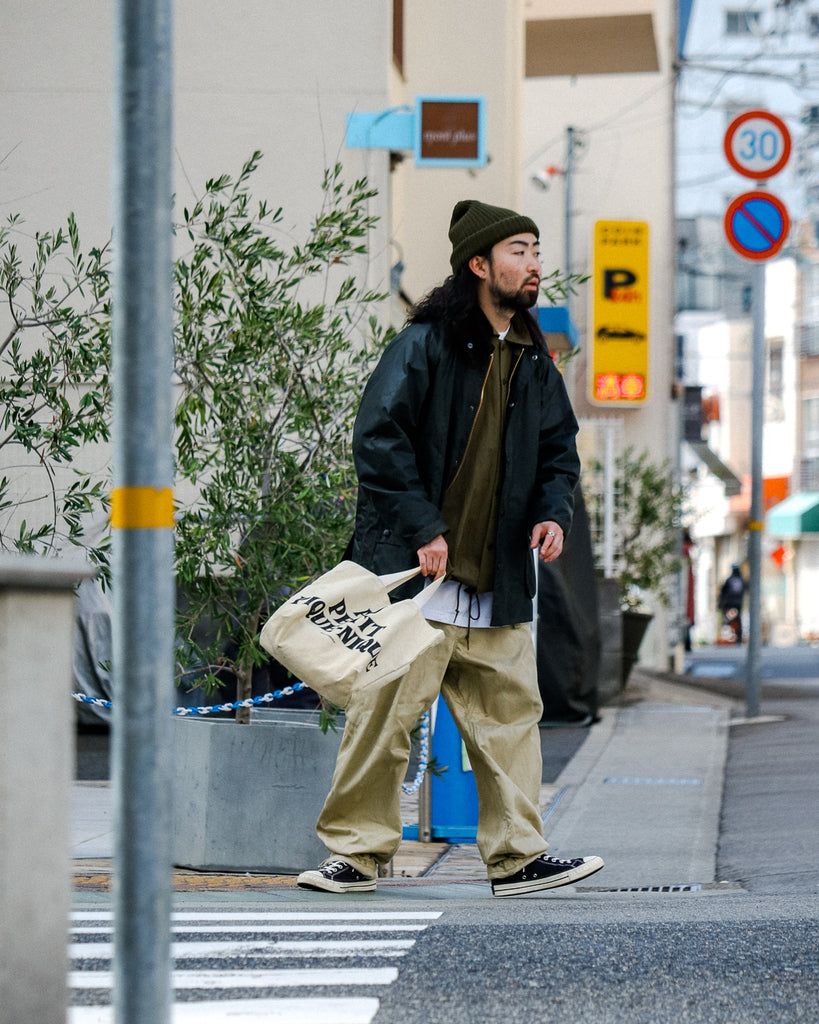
[745, 260, 765, 719]
[111, 2, 175, 1023]
[603, 421, 615, 578]
[560, 126, 577, 398]
[418, 772, 433, 844]
[564, 126, 574, 313]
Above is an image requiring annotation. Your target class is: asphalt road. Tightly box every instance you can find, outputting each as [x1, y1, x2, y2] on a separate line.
[379, 895, 818, 1024]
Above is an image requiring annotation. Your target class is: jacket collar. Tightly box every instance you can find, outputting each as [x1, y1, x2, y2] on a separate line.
[452, 307, 542, 362]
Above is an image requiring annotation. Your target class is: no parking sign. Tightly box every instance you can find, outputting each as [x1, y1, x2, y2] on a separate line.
[724, 191, 790, 261]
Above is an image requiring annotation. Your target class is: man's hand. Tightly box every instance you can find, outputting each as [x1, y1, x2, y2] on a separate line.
[530, 521, 564, 563]
[417, 534, 448, 578]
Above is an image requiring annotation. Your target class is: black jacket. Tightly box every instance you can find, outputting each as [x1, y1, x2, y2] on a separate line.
[350, 310, 580, 626]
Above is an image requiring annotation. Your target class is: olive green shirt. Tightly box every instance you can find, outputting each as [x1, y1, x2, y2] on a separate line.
[440, 313, 532, 592]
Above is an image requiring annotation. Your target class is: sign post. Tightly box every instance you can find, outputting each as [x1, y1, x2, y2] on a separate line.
[723, 110, 791, 720]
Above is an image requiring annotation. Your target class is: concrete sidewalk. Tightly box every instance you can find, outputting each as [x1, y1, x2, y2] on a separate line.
[72, 669, 739, 893]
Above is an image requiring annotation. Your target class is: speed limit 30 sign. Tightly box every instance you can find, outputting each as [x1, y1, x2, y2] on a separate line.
[724, 109, 791, 180]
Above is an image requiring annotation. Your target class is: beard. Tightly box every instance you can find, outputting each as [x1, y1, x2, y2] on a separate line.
[488, 280, 540, 314]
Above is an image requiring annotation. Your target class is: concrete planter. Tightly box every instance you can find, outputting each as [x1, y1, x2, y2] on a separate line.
[596, 577, 623, 705]
[621, 609, 654, 686]
[172, 708, 343, 873]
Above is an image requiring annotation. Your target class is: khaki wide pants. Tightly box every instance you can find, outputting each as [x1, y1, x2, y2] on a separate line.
[316, 621, 549, 880]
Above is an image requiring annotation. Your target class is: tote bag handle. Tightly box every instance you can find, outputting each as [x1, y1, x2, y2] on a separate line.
[380, 565, 446, 610]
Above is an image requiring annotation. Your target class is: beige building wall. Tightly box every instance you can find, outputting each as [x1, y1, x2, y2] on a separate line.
[1, 2, 397, 541]
[389, 0, 525, 307]
[1, 3, 394, 295]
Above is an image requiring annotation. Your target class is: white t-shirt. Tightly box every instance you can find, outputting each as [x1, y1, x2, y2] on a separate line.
[421, 579, 494, 628]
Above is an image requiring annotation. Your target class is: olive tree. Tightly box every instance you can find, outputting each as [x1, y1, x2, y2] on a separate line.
[0, 213, 111, 568]
[1, 156, 391, 723]
[171, 154, 390, 715]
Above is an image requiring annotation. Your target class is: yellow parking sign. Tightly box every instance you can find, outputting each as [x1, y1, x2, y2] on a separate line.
[590, 221, 649, 405]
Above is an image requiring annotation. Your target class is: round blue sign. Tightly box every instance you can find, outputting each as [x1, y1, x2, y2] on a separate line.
[724, 191, 790, 261]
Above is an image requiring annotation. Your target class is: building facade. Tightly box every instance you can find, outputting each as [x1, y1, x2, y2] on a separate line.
[675, 0, 819, 642]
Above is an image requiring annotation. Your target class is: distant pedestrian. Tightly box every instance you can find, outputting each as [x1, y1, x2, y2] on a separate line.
[683, 530, 695, 651]
[718, 564, 746, 643]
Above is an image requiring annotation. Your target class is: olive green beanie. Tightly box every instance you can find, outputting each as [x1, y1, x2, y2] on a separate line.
[449, 199, 539, 272]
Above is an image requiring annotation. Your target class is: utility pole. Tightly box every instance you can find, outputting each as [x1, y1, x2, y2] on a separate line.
[564, 125, 576, 315]
[111, 2, 175, 1022]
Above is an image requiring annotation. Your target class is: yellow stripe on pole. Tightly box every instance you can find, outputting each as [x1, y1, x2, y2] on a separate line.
[110, 487, 175, 529]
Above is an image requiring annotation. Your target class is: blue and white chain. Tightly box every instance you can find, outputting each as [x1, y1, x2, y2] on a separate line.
[72, 683, 310, 717]
[71, 689, 431, 793]
[402, 710, 430, 795]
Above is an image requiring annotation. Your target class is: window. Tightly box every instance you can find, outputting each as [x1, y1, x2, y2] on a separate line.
[798, 323, 819, 356]
[393, 0, 404, 77]
[809, 14, 819, 37]
[804, 396, 819, 449]
[800, 456, 819, 491]
[725, 9, 762, 35]
[768, 339, 784, 399]
[742, 284, 753, 314]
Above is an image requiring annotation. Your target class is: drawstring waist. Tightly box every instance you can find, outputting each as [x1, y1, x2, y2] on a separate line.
[454, 582, 482, 647]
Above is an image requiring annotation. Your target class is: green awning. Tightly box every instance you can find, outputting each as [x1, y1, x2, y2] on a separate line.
[766, 492, 819, 537]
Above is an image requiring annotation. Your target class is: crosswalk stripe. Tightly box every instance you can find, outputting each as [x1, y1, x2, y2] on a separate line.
[69, 967, 399, 989]
[70, 939, 415, 960]
[72, 923, 427, 935]
[69, 997, 380, 1023]
[71, 911, 441, 922]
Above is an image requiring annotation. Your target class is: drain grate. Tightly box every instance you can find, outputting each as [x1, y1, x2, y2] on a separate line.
[595, 884, 703, 893]
[634, 705, 714, 713]
[603, 776, 703, 786]
[579, 880, 743, 894]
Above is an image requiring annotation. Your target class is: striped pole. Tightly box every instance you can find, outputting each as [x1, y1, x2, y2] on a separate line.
[111, 2, 175, 1022]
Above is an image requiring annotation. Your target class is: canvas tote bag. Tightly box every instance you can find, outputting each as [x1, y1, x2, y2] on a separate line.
[259, 562, 445, 708]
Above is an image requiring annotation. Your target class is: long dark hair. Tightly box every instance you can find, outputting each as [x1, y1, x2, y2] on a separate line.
[407, 262, 482, 327]
[407, 253, 545, 355]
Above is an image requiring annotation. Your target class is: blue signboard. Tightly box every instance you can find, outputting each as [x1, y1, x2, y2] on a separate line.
[346, 96, 487, 169]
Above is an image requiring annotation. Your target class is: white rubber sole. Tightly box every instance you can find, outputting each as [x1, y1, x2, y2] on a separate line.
[296, 869, 377, 894]
[491, 855, 605, 897]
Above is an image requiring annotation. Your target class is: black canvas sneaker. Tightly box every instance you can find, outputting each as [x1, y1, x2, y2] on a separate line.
[491, 854, 604, 897]
[297, 859, 377, 894]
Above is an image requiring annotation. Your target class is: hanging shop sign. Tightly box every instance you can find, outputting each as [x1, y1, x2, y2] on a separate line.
[589, 220, 650, 406]
[415, 96, 486, 167]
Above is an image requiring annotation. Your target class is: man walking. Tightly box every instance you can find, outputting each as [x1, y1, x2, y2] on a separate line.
[298, 199, 604, 897]
[719, 563, 747, 643]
